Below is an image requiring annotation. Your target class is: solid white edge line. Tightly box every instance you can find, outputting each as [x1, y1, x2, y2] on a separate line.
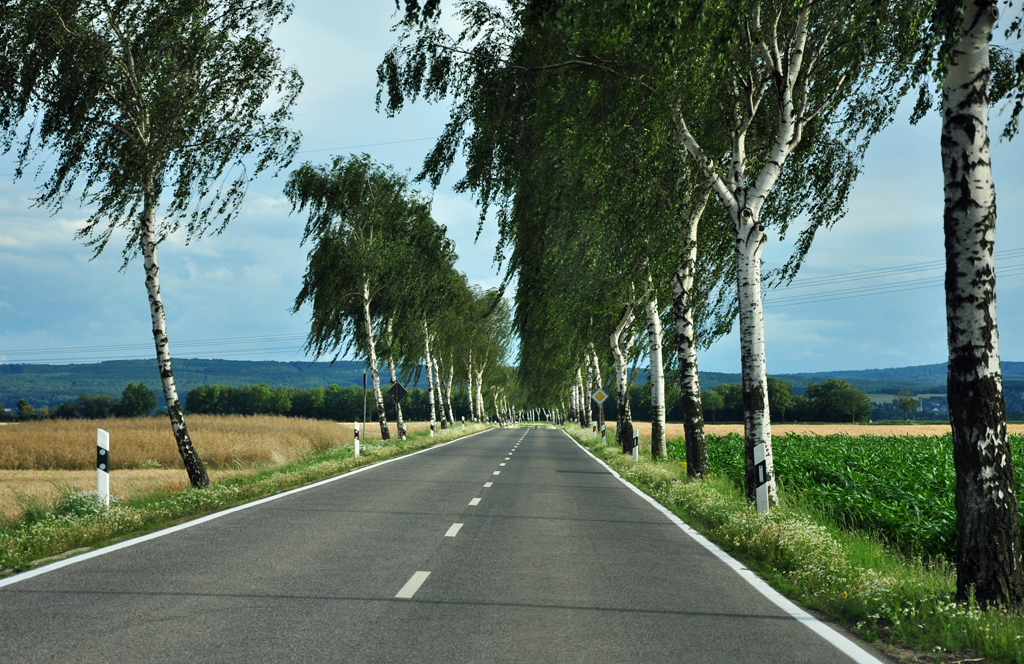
[0, 428, 497, 589]
[559, 430, 884, 664]
[445, 523, 464, 537]
[395, 571, 431, 598]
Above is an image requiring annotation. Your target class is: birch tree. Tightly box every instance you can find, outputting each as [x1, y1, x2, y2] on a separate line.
[910, 0, 1024, 607]
[0, 0, 301, 487]
[288, 155, 448, 440]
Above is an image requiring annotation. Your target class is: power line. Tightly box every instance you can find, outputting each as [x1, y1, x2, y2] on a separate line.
[765, 264, 1024, 308]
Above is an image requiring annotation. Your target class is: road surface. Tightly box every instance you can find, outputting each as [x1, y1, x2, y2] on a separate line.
[0, 427, 887, 663]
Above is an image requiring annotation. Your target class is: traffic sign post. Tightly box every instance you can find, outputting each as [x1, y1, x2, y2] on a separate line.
[754, 443, 769, 513]
[632, 428, 639, 462]
[388, 382, 408, 404]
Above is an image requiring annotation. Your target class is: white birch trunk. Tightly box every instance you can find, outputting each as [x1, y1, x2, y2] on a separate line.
[387, 353, 404, 435]
[672, 183, 713, 476]
[611, 302, 635, 452]
[584, 356, 594, 429]
[645, 293, 666, 459]
[423, 323, 436, 432]
[363, 280, 390, 440]
[141, 186, 208, 488]
[386, 319, 404, 435]
[467, 351, 476, 422]
[432, 356, 447, 427]
[590, 344, 605, 435]
[942, 0, 1024, 606]
[475, 361, 487, 422]
[445, 360, 456, 424]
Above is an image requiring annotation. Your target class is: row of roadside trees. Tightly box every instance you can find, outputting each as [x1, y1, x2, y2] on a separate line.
[381, 0, 1024, 607]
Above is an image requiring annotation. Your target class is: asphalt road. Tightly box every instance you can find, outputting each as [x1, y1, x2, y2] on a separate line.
[0, 427, 888, 663]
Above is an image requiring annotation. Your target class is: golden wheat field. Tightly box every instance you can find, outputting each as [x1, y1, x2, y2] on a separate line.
[0, 416, 434, 519]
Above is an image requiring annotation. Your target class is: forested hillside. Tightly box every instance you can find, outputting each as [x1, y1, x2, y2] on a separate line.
[0, 359, 424, 409]
[5, 359, 1024, 414]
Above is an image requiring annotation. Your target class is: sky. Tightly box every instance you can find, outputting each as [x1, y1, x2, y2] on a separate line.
[0, 2, 1022, 375]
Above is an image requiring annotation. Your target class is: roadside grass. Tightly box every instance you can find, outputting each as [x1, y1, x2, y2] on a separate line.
[561, 425, 1024, 664]
[0, 422, 492, 575]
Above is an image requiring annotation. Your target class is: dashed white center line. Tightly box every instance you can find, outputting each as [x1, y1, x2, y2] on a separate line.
[484, 482, 493, 487]
[445, 523, 464, 537]
[469, 498, 481, 506]
[396, 571, 431, 599]
[493, 471, 500, 475]
[504, 457, 510, 460]
[499, 463, 506, 466]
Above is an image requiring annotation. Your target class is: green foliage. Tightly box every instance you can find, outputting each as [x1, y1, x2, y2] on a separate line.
[184, 383, 474, 423]
[688, 432, 1024, 559]
[118, 382, 158, 417]
[75, 393, 119, 419]
[0, 0, 302, 262]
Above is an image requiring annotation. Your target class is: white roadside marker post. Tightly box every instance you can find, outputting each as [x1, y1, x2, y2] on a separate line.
[592, 422, 597, 439]
[754, 443, 769, 513]
[430, 422, 435, 438]
[601, 423, 606, 445]
[632, 428, 639, 462]
[353, 422, 360, 458]
[461, 416, 465, 428]
[96, 429, 110, 507]
[400, 425, 407, 442]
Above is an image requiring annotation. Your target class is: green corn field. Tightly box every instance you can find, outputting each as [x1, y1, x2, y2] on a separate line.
[669, 433, 1024, 559]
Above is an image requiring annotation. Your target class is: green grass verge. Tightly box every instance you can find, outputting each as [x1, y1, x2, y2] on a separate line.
[0, 423, 494, 575]
[562, 426, 1024, 664]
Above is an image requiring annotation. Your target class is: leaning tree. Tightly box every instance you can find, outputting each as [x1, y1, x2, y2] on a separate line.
[0, 0, 302, 487]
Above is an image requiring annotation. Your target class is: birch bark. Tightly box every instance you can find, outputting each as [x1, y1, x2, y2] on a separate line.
[672, 183, 713, 476]
[424, 323, 436, 431]
[575, 366, 586, 427]
[387, 353, 404, 435]
[584, 357, 594, 429]
[445, 360, 456, 424]
[645, 293, 667, 459]
[386, 320, 404, 436]
[590, 345, 605, 435]
[363, 280, 390, 440]
[432, 356, 447, 427]
[475, 361, 487, 422]
[141, 181, 209, 488]
[610, 302, 635, 453]
[467, 351, 476, 422]
[941, 0, 1024, 607]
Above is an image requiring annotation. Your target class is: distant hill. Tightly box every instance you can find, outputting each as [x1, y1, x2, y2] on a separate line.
[0, 359, 426, 409]
[4, 358, 1024, 411]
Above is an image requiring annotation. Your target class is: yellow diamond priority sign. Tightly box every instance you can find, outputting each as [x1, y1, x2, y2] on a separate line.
[592, 389, 609, 405]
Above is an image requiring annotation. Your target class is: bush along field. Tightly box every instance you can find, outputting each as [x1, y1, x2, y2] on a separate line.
[562, 426, 1024, 664]
[0, 422, 493, 575]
